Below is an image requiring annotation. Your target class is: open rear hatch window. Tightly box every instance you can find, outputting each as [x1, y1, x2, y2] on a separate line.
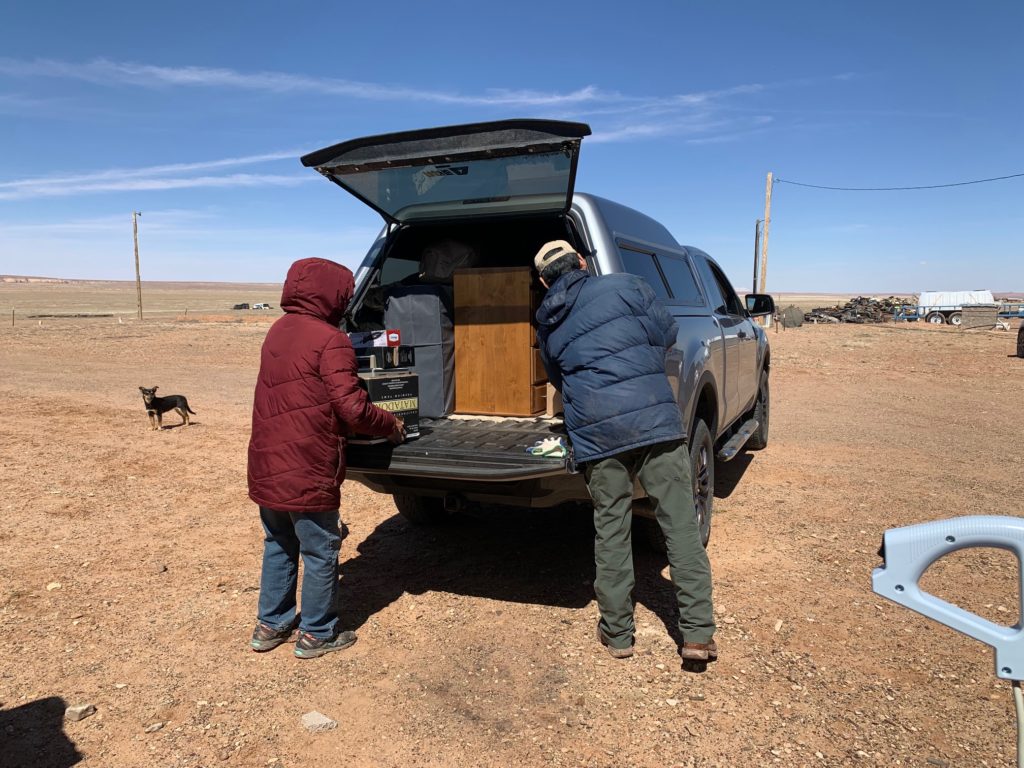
[301, 119, 591, 223]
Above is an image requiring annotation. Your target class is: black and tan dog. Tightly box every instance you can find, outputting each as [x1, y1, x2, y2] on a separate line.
[139, 386, 196, 430]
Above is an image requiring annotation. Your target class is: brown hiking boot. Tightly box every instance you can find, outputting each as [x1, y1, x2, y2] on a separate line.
[595, 624, 634, 659]
[679, 640, 718, 662]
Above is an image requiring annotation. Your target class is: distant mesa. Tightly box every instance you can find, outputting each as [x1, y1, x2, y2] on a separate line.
[1, 275, 71, 284]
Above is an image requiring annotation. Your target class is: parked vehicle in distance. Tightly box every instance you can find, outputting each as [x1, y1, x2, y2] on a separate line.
[896, 290, 996, 326]
[232, 303, 250, 310]
[252, 303, 272, 310]
[300, 119, 774, 546]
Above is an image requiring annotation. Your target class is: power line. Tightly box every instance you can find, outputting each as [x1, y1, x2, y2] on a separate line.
[775, 171, 1024, 191]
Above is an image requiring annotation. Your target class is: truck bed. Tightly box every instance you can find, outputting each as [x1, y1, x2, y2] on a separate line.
[347, 416, 570, 480]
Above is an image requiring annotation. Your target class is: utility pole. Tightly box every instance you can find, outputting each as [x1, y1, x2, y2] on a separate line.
[132, 211, 143, 321]
[752, 219, 763, 291]
[758, 172, 772, 295]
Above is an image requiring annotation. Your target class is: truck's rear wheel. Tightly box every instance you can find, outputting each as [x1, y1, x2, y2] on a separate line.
[926, 312, 945, 324]
[393, 494, 447, 525]
[746, 371, 770, 451]
[632, 426, 714, 553]
[948, 311, 963, 326]
[690, 420, 714, 548]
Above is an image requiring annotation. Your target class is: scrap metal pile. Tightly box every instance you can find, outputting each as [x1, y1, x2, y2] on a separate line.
[804, 296, 913, 324]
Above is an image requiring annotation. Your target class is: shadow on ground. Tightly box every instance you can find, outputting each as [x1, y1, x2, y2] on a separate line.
[0, 697, 82, 768]
[715, 452, 754, 498]
[339, 505, 686, 644]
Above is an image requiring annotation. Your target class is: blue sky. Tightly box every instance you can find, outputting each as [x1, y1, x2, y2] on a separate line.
[0, 1, 1020, 291]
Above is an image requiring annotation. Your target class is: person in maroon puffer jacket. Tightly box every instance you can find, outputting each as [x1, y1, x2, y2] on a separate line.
[248, 257, 405, 659]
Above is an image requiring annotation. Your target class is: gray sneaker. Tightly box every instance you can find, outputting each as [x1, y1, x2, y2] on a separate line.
[294, 630, 358, 659]
[250, 619, 299, 652]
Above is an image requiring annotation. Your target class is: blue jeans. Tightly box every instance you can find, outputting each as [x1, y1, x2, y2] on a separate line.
[257, 507, 341, 639]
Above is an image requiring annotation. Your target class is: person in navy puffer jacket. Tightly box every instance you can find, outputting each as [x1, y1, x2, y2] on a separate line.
[534, 241, 717, 668]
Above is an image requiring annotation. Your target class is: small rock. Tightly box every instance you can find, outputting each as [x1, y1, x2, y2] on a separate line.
[114, 683, 127, 690]
[145, 722, 165, 733]
[301, 711, 337, 733]
[655, 663, 666, 671]
[666, 698, 680, 706]
[154, 564, 168, 574]
[925, 759, 949, 768]
[65, 704, 96, 722]
[774, 620, 784, 632]
[46, 582, 62, 591]
[688, 693, 705, 702]
[723, 616, 736, 625]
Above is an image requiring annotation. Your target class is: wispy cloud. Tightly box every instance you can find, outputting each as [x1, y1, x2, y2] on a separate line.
[0, 57, 861, 147]
[0, 152, 310, 200]
[0, 57, 610, 108]
[0, 55, 854, 110]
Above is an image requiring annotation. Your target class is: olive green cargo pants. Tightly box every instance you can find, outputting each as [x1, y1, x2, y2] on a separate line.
[584, 440, 715, 649]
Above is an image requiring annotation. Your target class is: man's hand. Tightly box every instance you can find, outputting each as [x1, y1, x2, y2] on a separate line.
[387, 416, 407, 445]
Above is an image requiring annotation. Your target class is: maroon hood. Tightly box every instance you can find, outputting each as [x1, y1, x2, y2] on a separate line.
[280, 258, 354, 326]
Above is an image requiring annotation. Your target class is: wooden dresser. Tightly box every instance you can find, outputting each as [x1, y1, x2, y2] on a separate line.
[453, 267, 547, 416]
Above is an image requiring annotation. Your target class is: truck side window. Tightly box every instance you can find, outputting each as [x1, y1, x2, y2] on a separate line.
[657, 254, 705, 306]
[618, 245, 670, 300]
[707, 261, 745, 316]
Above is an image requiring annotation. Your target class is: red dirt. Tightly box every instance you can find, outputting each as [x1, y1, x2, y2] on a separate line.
[1, 316, 1022, 767]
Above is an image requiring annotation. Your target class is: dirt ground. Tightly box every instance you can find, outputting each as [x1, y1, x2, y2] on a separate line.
[1, 284, 1023, 767]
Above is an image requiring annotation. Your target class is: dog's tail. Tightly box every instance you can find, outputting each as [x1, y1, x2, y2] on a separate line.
[186, 405, 197, 414]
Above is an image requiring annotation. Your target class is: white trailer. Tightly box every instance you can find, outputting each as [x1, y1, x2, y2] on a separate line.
[904, 290, 996, 326]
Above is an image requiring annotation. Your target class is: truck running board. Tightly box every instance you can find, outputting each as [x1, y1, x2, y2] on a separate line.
[716, 418, 759, 462]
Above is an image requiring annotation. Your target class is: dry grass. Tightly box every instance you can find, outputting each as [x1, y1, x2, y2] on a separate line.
[0, 279, 282, 318]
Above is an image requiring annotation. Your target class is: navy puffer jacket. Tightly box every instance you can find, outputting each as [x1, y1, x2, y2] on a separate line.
[536, 270, 683, 464]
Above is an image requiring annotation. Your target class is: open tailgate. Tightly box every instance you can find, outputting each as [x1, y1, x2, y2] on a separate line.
[301, 119, 591, 224]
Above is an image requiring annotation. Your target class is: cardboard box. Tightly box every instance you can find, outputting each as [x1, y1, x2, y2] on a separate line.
[545, 383, 564, 418]
[349, 329, 402, 348]
[349, 370, 419, 444]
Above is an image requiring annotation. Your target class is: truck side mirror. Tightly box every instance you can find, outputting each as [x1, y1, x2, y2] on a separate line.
[745, 293, 775, 317]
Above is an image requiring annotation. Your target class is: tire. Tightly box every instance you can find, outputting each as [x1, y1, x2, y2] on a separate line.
[948, 312, 962, 327]
[632, 424, 714, 552]
[690, 420, 714, 549]
[926, 312, 945, 325]
[393, 494, 448, 525]
[746, 370, 770, 451]
[1017, 325, 1024, 358]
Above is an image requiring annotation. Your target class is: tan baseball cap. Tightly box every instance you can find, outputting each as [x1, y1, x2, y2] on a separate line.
[534, 240, 578, 272]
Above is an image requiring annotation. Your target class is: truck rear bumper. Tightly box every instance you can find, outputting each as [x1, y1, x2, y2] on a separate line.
[344, 416, 589, 507]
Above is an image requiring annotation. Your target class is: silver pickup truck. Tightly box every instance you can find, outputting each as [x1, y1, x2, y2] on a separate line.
[301, 120, 773, 546]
